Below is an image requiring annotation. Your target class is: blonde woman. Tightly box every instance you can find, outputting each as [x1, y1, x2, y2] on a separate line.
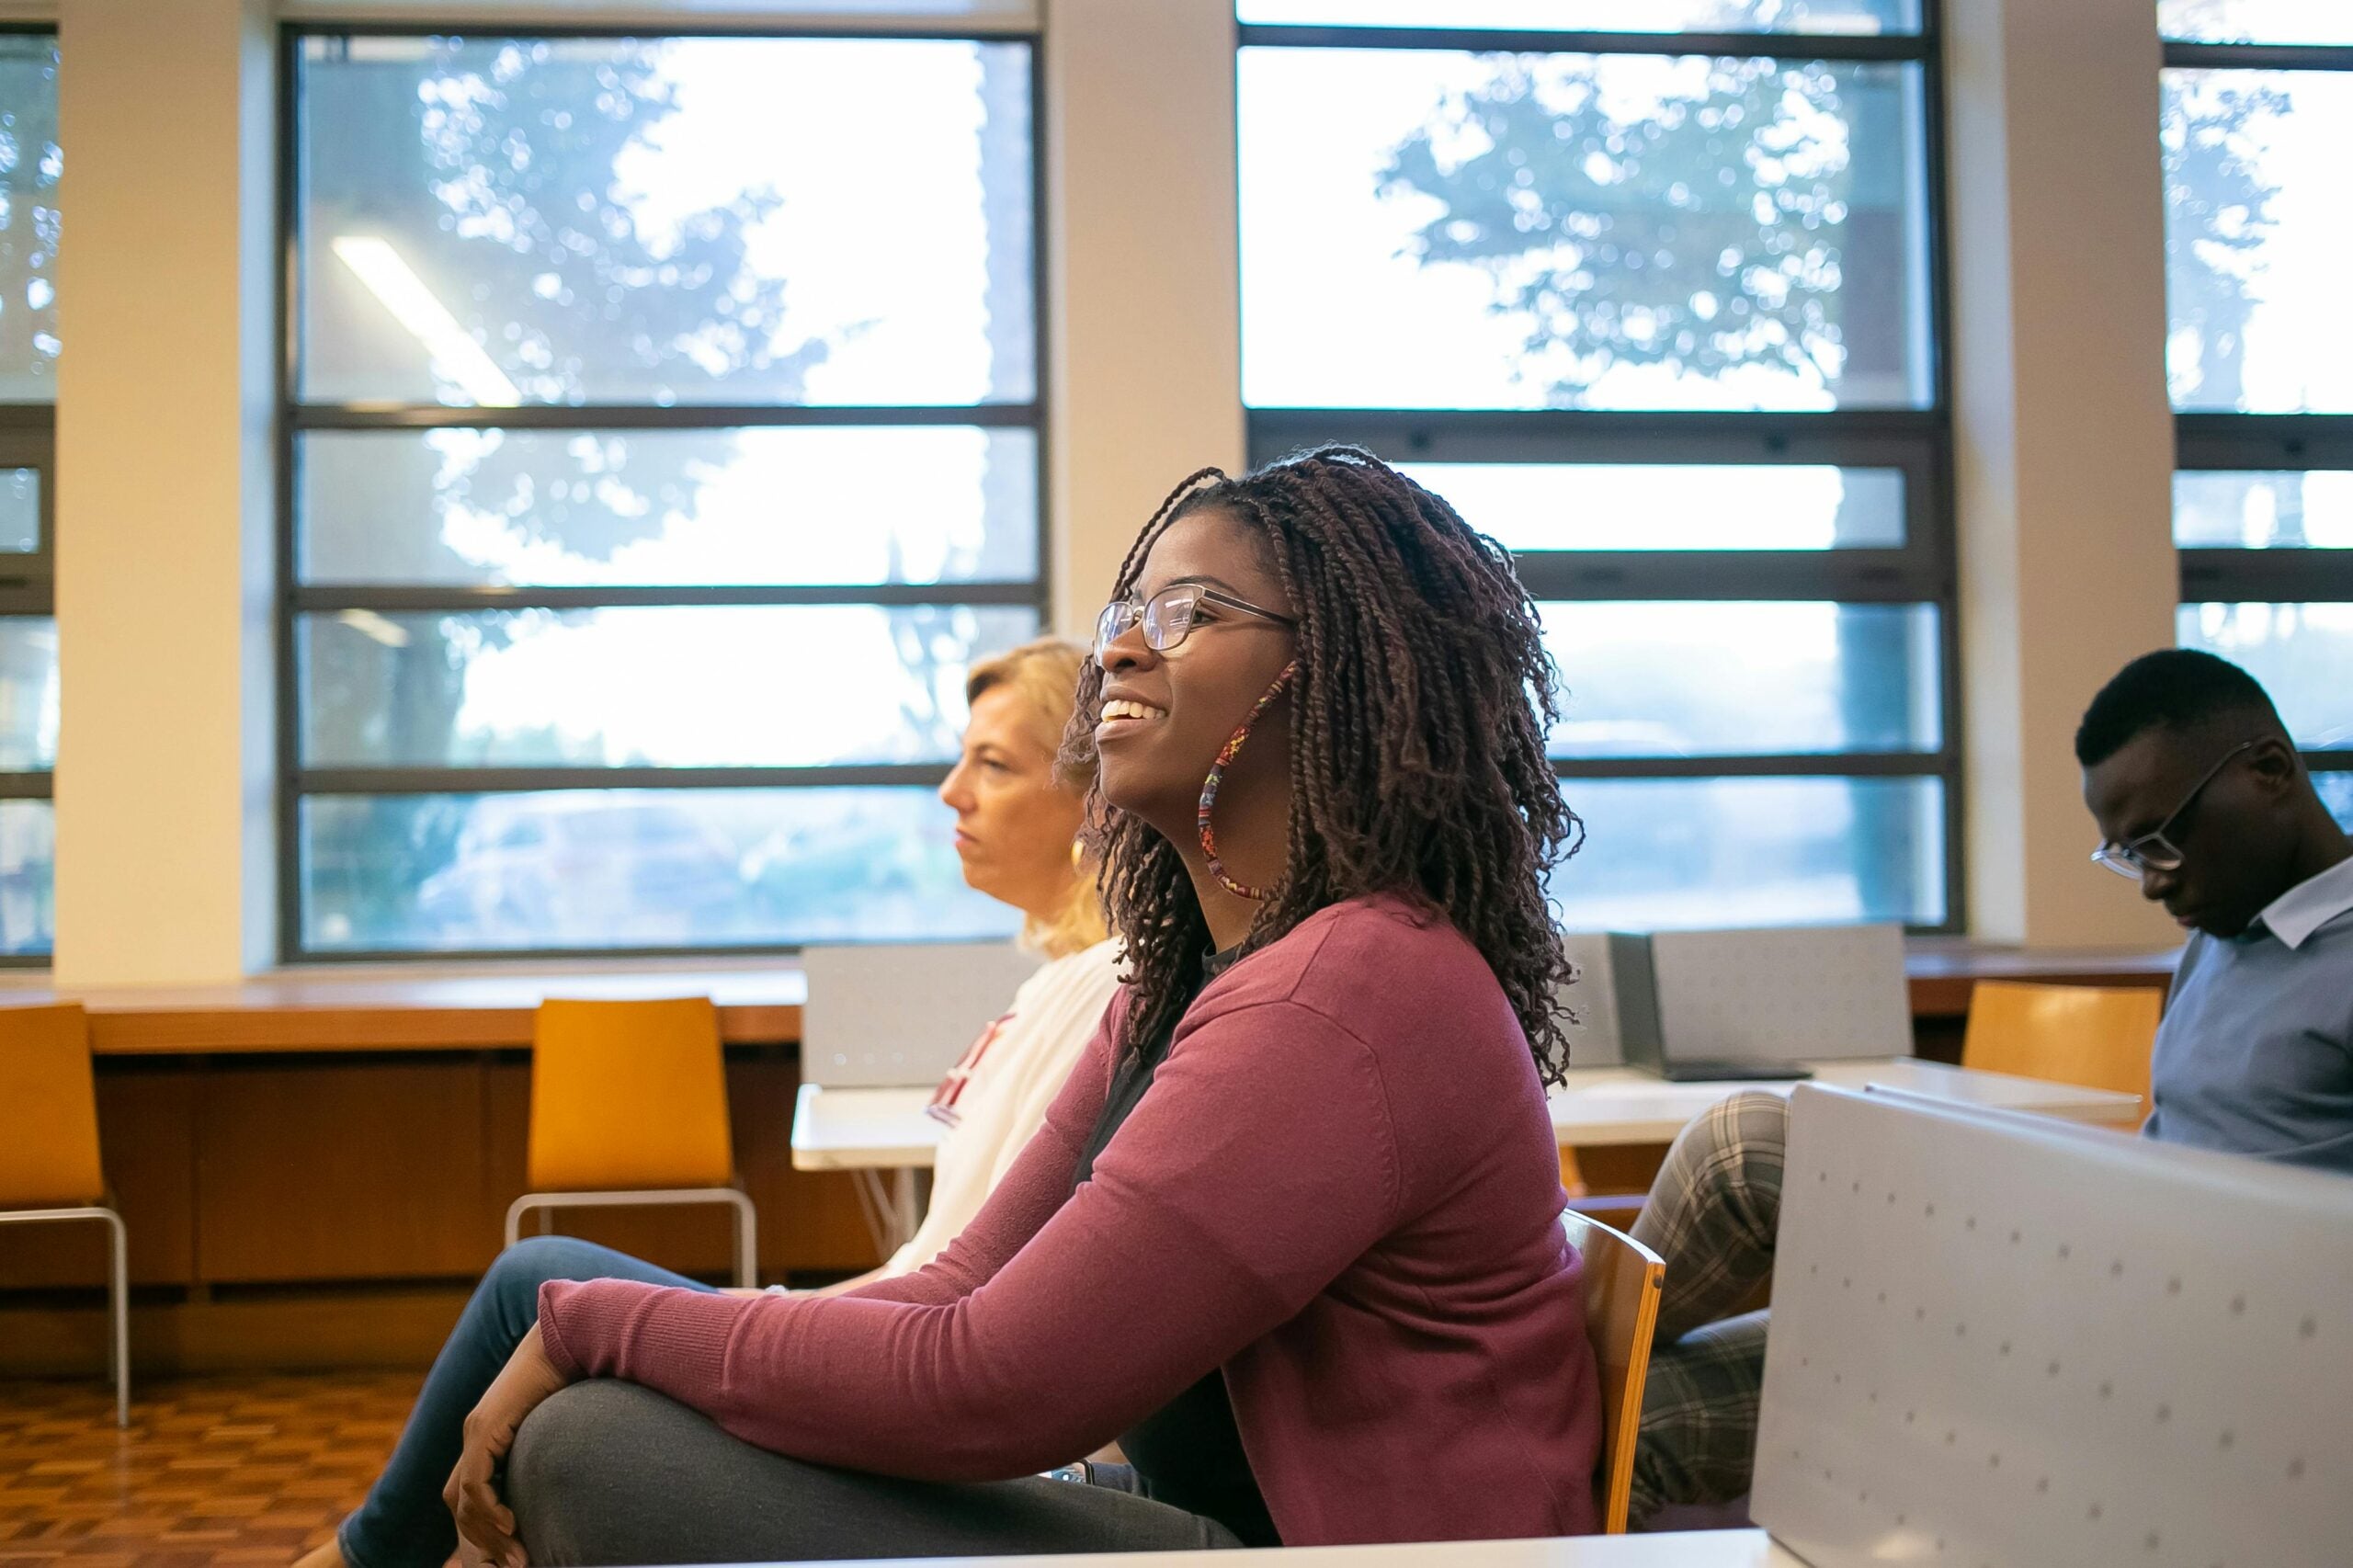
[299, 638, 1115, 1568]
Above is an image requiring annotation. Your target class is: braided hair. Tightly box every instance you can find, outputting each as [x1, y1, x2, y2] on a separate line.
[1063, 445, 1583, 1086]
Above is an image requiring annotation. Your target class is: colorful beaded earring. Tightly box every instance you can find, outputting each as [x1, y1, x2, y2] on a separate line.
[1198, 660, 1297, 902]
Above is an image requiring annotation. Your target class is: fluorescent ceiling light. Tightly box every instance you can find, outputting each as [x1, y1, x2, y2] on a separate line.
[331, 235, 522, 408]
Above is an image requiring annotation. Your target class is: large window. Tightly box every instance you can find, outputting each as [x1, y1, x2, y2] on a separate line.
[0, 30, 57, 963]
[2161, 1, 2353, 825]
[1236, 2, 1954, 930]
[284, 31, 1040, 957]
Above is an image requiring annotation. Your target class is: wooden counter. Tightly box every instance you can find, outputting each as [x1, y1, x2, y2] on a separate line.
[1901, 937, 2177, 1017]
[0, 960, 807, 1054]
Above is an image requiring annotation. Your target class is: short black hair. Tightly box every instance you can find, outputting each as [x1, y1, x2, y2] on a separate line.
[2075, 649, 2282, 768]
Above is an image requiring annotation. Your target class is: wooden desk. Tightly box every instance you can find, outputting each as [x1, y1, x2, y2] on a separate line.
[0, 962, 807, 1054]
[775, 1533, 1801, 1567]
[1900, 938, 2177, 1017]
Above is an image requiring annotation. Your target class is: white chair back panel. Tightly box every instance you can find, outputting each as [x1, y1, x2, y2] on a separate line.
[1645, 924, 1909, 1065]
[1755, 1084, 2353, 1568]
[801, 941, 1043, 1088]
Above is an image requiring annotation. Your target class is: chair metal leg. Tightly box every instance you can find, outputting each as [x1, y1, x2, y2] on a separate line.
[504, 1189, 759, 1287]
[725, 1189, 758, 1290]
[889, 1169, 920, 1256]
[0, 1207, 129, 1424]
[102, 1209, 129, 1427]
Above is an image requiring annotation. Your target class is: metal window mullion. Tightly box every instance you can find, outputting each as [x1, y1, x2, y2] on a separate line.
[2163, 42, 2353, 71]
[1514, 550, 1941, 603]
[291, 582, 1046, 613]
[296, 764, 953, 797]
[276, 22, 307, 966]
[1552, 754, 1946, 780]
[2307, 751, 2353, 772]
[2175, 414, 2353, 471]
[290, 402, 1042, 432]
[2179, 550, 2353, 604]
[0, 424, 56, 587]
[292, 19, 1041, 45]
[0, 771, 52, 800]
[1235, 25, 1931, 62]
[1248, 406, 1943, 459]
[300, 940, 819, 965]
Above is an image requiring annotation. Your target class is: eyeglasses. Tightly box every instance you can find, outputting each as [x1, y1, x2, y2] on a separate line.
[1093, 583, 1295, 663]
[2089, 738, 2257, 881]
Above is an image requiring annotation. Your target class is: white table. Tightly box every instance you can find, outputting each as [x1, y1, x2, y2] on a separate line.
[791, 1083, 943, 1255]
[794, 1062, 2141, 1250]
[1548, 1058, 2143, 1147]
[776, 1531, 1802, 1568]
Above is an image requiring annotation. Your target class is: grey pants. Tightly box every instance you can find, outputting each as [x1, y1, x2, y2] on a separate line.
[1626, 1090, 1787, 1528]
[506, 1381, 1243, 1564]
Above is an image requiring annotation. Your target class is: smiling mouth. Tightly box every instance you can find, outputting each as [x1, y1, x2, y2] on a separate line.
[1098, 699, 1168, 728]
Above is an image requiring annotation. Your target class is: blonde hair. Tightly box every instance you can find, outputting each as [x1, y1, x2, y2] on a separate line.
[965, 637, 1108, 960]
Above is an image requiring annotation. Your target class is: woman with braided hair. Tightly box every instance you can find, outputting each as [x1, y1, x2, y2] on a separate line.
[447, 447, 1603, 1563]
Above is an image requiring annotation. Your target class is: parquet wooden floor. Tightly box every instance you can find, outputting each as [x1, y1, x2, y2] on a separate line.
[0, 1374, 419, 1568]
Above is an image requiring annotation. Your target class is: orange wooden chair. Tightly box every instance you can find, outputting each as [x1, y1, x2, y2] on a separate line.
[1562, 1208, 1666, 1533]
[504, 997, 756, 1287]
[0, 1003, 129, 1425]
[1961, 980, 2162, 1112]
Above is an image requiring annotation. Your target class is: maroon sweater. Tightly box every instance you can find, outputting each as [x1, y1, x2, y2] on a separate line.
[537, 894, 1601, 1544]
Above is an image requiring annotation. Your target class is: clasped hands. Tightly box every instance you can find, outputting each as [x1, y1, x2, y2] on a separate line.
[444, 1324, 574, 1568]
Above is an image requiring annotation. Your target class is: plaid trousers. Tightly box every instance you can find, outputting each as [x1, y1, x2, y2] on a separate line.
[1625, 1090, 1789, 1528]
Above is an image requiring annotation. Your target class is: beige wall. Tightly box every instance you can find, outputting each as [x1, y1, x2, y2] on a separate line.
[53, 0, 276, 985]
[1947, 0, 2183, 948]
[37, 0, 2191, 981]
[1043, 0, 1246, 636]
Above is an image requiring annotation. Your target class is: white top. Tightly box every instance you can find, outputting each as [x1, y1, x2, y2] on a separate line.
[1547, 1058, 2143, 1147]
[2257, 847, 2353, 949]
[878, 937, 1121, 1276]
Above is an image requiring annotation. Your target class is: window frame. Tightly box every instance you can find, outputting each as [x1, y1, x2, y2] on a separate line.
[2164, 30, 2353, 797]
[1237, 9, 1963, 931]
[275, 21, 1051, 963]
[0, 23, 58, 967]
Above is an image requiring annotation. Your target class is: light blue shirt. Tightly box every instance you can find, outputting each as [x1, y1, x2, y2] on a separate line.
[2144, 850, 2353, 1175]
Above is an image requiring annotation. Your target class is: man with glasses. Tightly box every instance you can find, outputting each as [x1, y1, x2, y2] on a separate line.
[2077, 649, 2353, 1173]
[1616, 648, 2353, 1528]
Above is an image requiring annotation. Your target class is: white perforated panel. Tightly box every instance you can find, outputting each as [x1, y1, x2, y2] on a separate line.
[1559, 932, 1628, 1068]
[1647, 926, 1909, 1064]
[1755, 1085, 2353, 1568]
[800, 941, 1041, 1088]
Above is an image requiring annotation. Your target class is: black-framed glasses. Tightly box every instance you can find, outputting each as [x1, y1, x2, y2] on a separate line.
[1094, 583, 1295, 663]
[2090, 738, 2257, 881]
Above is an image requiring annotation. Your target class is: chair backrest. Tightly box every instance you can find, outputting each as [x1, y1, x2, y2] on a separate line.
[1753, 1083, 2353, 1568]
[1561, 1207, 1666, 1533]
[1961, 979, 2161, 1108]
[0, 1003, 105, 1208]
[801, 941, 1042, 1088]
[528, 997, 733, 1192]
[1633, 924, 1912, 1071]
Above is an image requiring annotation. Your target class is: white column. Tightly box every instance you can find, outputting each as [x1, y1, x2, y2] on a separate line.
[53, 0, 276, 983]
[1947, 0, 2182, 948]
[1042, 0, 1245, 638]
